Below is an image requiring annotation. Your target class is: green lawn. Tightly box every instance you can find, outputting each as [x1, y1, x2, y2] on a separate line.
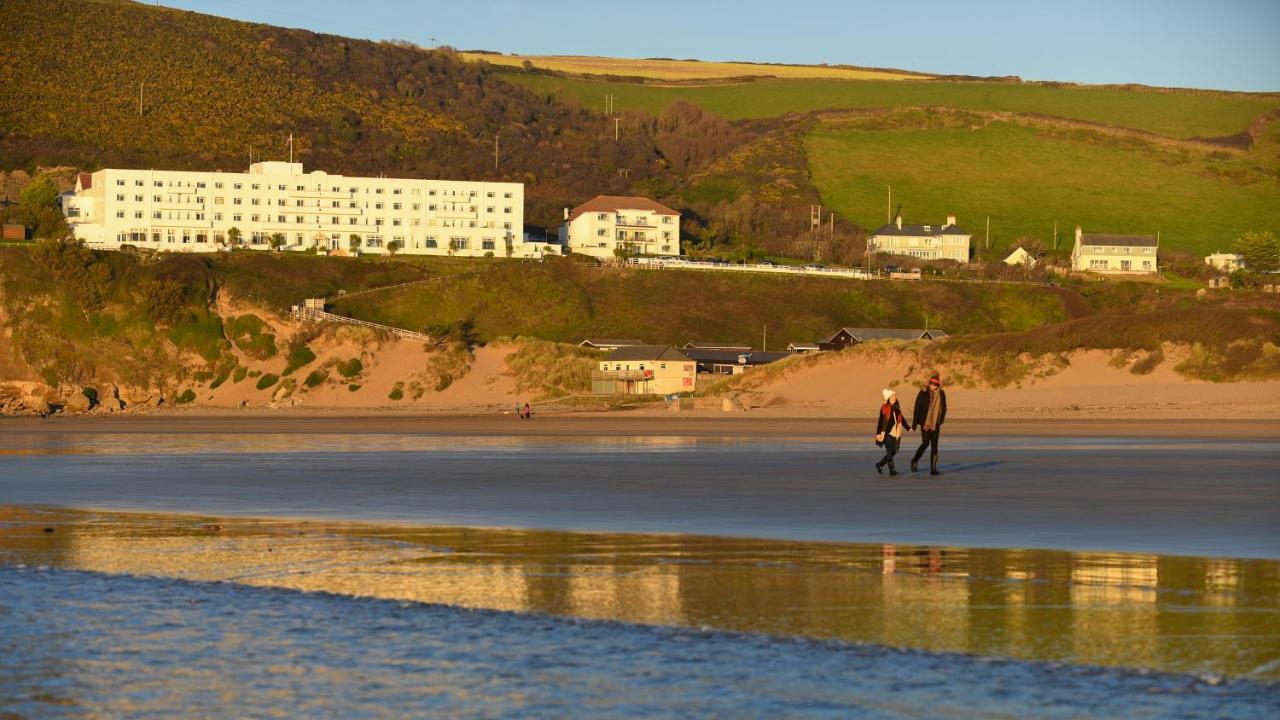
[805, 122, 1280, 256]
[507, 74, 1276, 139]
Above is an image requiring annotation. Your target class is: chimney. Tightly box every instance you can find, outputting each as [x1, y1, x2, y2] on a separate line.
[895, 215, 902, 230]
[1075, 225, 1082, 244]
[946, 215, 956, 226]
[563, 207, 570, 221]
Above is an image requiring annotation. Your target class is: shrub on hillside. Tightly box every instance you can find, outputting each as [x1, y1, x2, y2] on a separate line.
[336, 358, 363, 378]
[226, 314, 278, 360]
[282, 344, 317, 376]
[255, 373, 279, 390]
[303, 369, 328, 388]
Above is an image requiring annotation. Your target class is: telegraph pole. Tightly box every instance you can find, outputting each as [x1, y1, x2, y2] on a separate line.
[985, 215, 990, 250]
[1053, 220, 1058, 250]
[494, 131, 499, 170]
[138, 82, 144, 117]
[763, 324, 767, 352]
[614, 117, 619, 141]
[288, 133, 294, 163]
[887, 185, 891, 224]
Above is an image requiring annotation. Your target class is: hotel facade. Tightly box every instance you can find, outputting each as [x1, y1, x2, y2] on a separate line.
[62, 161, 540, 258]
[867, 215, 971, 264]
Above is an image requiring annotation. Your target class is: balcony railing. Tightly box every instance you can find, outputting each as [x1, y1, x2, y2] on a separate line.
[592, 370, 653, 381]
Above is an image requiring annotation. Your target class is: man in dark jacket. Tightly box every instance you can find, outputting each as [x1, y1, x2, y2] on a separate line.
[911, 373, 947, 476]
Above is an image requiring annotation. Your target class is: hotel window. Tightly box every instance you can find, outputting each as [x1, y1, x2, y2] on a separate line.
[428, 204, 437, 211]
[152, 195, 161, 202]
[392, 219, 402, 227]
[426, 237, 437, 248]
[486, 191, 494, 198]
[429, 190, 437, 196]
[152, 231, 161, 243]
[154, 181, 163, 187]
[482, 239, 495, 250]
[597, 228, 608, 237]
[375, 188, 383, 194]
[411, 189, 420, 196]
[412, 203, 421, 211]
[503, 192, 512, 199]
[234, 183, 243, 190]
[251, 198, 260, 206]
[296, 185, 305, 191]
[277, 199, 286, 207]
[375, 202, 383, 210]
[213, 197, 224, 205]
[233, 198, 242, 205]
[116, 194, 125, 201]
[116, 210, 125, 218]
[597, 213, 607, 221]
[135, 180, 143, 186]
[295, 216, 304, 224]
[277, 184, 285, 191]
[663, 217, 672, 224]
[213, 213, 222, 221]
[468, 191, 476, 197]
[116, 179, 125, 186]
[349, 218, 357, 225]
[233, 214, 242, 222]
[134, 211, 143, 219]
[133, 194, 143, 202]
[295, 200, 304, 207]
[215, 182, 223, 189]
[470, 205, 477, 212]
[251, 184, 260, 191]
[251, 214, 260, 222]
[393, 203, 402, 210]
[153, 211, 162, 219]
[503, 222, 512, 230]
[197, 182, 206, 188]
[331, 216, 338, 224]
[393, 188, 402, 195]
[331, 201, 340, 208]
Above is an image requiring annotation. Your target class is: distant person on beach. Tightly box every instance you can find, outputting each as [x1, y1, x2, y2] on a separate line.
[516, 401, 523, 419]
[911, 373, 948, 476]
[523, 402, 532, 419]
[874, 389, 908, 476]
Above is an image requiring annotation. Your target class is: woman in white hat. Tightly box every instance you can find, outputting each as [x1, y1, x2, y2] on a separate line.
[874, 388, 909, 476]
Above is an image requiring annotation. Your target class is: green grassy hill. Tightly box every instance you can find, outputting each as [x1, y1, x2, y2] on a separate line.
[806, 119, 1280, 256]
[504, 74, 1275, 139]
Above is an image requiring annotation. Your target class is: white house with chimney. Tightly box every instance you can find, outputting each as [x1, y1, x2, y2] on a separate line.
[558, 195, 680, 259]
[1070, 226, 1158, 274]
[1205, 252, 1245, 272]
[867, 215, 971, 263]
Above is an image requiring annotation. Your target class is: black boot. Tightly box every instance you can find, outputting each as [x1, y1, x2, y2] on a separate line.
[911, 459, 919, 473]
[930, 453, 941, 476]
[888, 461, 899, 477]
[875, 460, 884, 475]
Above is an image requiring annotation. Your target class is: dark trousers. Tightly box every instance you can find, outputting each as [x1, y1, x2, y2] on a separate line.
[912, 429, 940, 466]
[877, 435, 900, 470]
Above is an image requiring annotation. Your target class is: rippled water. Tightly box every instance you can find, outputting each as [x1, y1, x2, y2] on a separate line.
[3, 508, 1278, 681]
[3, 567, 1277, 719]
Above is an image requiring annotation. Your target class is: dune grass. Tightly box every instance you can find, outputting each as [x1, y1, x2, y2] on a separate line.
[506, 74, 1275, 138]
[805, 122, 1280, 256]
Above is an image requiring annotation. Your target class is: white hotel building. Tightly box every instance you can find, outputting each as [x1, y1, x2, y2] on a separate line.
[62, 161, 539, 257]
[558, 195, 681, 260]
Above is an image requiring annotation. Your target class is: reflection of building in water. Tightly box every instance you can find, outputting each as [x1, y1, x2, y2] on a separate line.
[1070, 555, 1159, 668]
[564, 565, 684, 625]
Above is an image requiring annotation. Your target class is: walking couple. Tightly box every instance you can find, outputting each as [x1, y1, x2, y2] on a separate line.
[874, 373, 947, 476]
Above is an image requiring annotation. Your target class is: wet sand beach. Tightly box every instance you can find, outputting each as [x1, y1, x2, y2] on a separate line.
[1, 418, 1276, 558]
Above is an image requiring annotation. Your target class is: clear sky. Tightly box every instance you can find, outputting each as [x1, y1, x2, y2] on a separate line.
[162, 0, 1279, 92]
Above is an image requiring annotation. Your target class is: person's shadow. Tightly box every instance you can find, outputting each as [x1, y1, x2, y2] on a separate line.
[942, 461, 1004, 474]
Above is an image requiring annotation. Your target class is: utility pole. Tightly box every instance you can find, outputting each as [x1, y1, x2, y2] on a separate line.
[138, 82, 144, 117]
[763, 324, 767, 352]
[887, 185, 891, 224]
[429, 37, 437, 49]
[985, 215, 990, 250]
[288, 133, 294, 164]
[494, 131, 499, 170]
[614, 116, 619, 141]
[1053, 220, 1058, 250]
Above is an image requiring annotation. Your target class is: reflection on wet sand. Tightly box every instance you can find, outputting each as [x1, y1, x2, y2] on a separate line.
[2, 506, 1277, 680]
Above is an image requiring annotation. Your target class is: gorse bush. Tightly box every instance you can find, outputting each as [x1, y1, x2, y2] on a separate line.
[226, 314, 278, 360]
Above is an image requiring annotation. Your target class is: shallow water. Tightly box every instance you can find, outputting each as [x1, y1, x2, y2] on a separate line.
[1, 432, 1277, 558]
[2, 508, 1278, 682]
[3, 566, 1278, 719]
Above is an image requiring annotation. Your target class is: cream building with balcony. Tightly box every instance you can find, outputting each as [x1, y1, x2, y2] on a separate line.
[591, 345, 696, 396]
[61, 161, 538, 258]
[1070, 227, 1158, 274]
[868, 215, 971, 264]
[559, 195, 680, 259]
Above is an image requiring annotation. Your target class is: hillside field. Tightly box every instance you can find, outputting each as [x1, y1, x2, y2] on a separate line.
[504, 74, 1276, 138]
[805, 121, 1280, 256]
[460, 53, 926, 81]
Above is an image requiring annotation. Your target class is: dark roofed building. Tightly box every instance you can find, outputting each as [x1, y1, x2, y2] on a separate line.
[593, 345, 696, 396]
[820, 327, 947, 351]
[682, 348, 791, 375]
[1071, 226, 1158, 274]
[603, 345, 692, 362]
[683, 342, 752, 352]
[868, 215, 971, 264]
